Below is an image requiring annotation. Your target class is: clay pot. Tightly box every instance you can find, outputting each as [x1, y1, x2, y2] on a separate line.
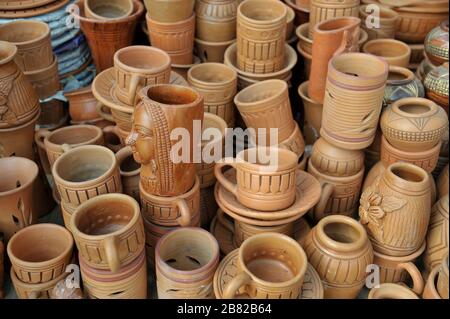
[236, 0, 287, 74]
[71, 194, 145, 273]
[298, 81, 322, 144]
[363, 39, 411, 68]
[66, 86, 106, 122]
[309, 0, 360, 38]
[52, 145, 122, 208]
[416, 56, 437, 83]
[423, 265, 442, 299]
[359, 4, 398, 40]
[116, 146, 140, 201]
[113, 45, 172, 106]
[0, 41, 40, 129]
[73, 0, 144, 72]
[85, 0, 133, 20]
[321, 53, 388, 150]
[155, 227, 219, 299]
[303, 215, 374, 299]
[383, 66, 425, 107]
[308, 17, 361, 104]
[437, 254, 449, 299]
[307, 159, 364, 222]
[380, 97, 448, 152]
[80, 249, 147, 299]
[144, 0, 195, 22]
[126, 84, 204, 197]
[171, 56, 201, 80]
[424, 20, 449, 66]
[368, 283, 419, 299]
[234, 79, 296, 144]
[109, 109, 133, 132]
[359, 162, 431, 257]
[284, 0, 309, 26]
[0, 20, 52, 72]
[236, 70, 293, 90]
[23, 55, 60, 100]
[194, 38, 236, 63]
[424, 62, 449, 109]
[278, 121, 305, 159]
[146, 13, 196, 65]
[188, 63, 237, 127]
[215, 147, 299, 211]
[423, 195, 449, 272]
[222, 233, 307, 299]
[35, 124, 105, 169]
[437, 164, 449, 197]
[195, 0, 238, 42]
[7, 224, 73, 284]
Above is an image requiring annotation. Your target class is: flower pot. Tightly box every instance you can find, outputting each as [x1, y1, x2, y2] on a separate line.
[437, 164, 449, 197]
[116, 146, 140, 201]
[359, 4, 398, 40]
[363, 39, 411, 68]
[424, 62, 449, 109]
[144, 0, 195, 22]
[195, 0, 238, 42]
[297, 81, 322, 144]
[368, 283, 419, 299]
[23, 55, 60, 100]
[424, 20, 449, 66]
[383, 66, 425, 107]
[194, 38, 236, 63]
[85, 0, 133, 20]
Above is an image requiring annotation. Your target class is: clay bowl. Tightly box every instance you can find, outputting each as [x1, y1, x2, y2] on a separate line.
[363, 39, 411, 68]
[66, 86, 101, 122]
[144, 0, 195, 23]
[85, 0, 133, 20]
[368, 283, 419, 299]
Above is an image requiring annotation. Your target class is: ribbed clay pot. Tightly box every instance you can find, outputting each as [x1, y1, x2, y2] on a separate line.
[363, 39, 411, 68]
[194, 38, 236, 63]
[195, 0, 238, 42]
[303, 215, 374, 299]
[116, 146, 140, 201]
[144, 0, 195, 22]
[85, 0, 133, 20]
[298, 81, 322, 145]
[359, 162, 431, 257]
[368, 283, 419, 299]
[383, 66, 425, 107]
[423, 62, 449, 109]
[359, 4, 398, 40]
[437, 164, 449, 197]
[424, 20, 449, 66]
[320, 53, 388, 150]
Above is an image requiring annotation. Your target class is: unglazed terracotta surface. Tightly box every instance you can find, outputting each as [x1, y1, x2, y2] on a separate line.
[424, 62, 449, 109]
[85, 0, 133, 20]
[145, 0, 195, 22]
[195, 0, 238, 42]
[424, 19, 449, 66]
[383, 66, 425, 107]
[359, 4, 398, 40]
[437, 164, 449, 197]
[363, 39, 411, 68]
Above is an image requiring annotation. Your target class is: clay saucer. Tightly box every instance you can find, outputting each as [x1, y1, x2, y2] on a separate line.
[215, 168, 321, 224]
[92, 67, 189, 113]
[210, 213, 311, 255]
[213, 249, 324, 299]
[0, 0, 55, 10]
[0, 0, 69, 18]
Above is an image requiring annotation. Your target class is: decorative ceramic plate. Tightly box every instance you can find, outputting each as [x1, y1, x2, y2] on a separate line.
[0, 0, 55, 10]
[213, 249, 324, 299]
[0, 0, 69, 18]
[92, 67, 189, 114]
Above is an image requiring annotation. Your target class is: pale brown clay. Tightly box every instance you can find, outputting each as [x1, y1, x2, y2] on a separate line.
[437, 164, 449, 197]
[278, 122, 306, 159]
[195, 0, 238, 42]
[285, 5, 295, 40]
[284, 0, 309, 26]
[23, 55, 60, 100]
[359, 4, 398, 40]
[368, 283, 419, 299]
[116, 146, 140, 201]
[171, 56, 201, 80]
[298, 81, 322, 145]
[144, 0, 195, 22]
[383, 66, 425, 107]
[85, 0, 133, 20]
[194, 38, 236, 63]
[422, 265, 442, 299]
[437, 254, 449, 299]
[66, 86, 107, 122]
[303, 215, 374, 299]
[0, 0, 69, 19]
[0, 0, 56, 10]
[424, 20, 449, 66]
[423, 62, 449, 110]
[363, 39, 411, 68]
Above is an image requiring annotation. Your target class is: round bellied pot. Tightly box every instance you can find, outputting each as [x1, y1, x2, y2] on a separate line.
[423, 62, 449, 110]
[85, 0, 133, 20]
[66, 86, 105, 122]
[359, 4, 398, 40]
[437, 164, 449, 197]
[144, 0, 195, 22]
[195, 0, 238, 42]
[424, 19, 449, 66]
[383, 66, 425, 107]
[362, 39, 411, 68]
[368, 283, 419, 299]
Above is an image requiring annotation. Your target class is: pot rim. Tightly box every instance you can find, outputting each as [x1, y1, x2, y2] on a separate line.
[64, 85, 94, 98]
[0, 40, 17, 65]
[234, 79, 287, 107]
[85, 0, 134, 21]
[0, 20, 50, 47]
[385, 162, 430, 190]
[0, 157, 38, 197]
[234, 146, 299, 172]
[298, 81, 322, 106]
[72, 0, 144, 24]
[44, 124, 103, 149]
[139, 84, 203, 109]
[387, 66, 416, 85]
[194, 37, 236, 46]
[237, 0, 287, 26]
[114, 45, 171, 75]
[391, 97, 440, 119]
[359, 4, 398, 22]
[308, 159, 365, 182]
[368, 283, 419, 299]
[363, 38, 411, 60]
[145, 11, 195, 27]
[187, 62, 237, 88]
[284, 0, 309, 13]
[202, 112, 227, 147]
[373, 241, 426, 261]
[314, 16, 361, 35]
[140, 176, 200, 203]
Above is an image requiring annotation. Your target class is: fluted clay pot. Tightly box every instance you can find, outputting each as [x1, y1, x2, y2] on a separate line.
[146, 13, 196, 65]
[0, 41, 40, 129]
[66, 86, 101, 122]
[363, 39, 411, 68]
[298, 81, 322, 145]
[380, 97, 448, 152]
[188, 63, 237, 127]
[424, 62, 449, 110]
[155, 227, 219, 299]
[308, 17, 361, 103]
[73, 0, 144, 72]
[423, 265, 442, 299]
[194, 38, 236, 63]
[85, 0, 133, 20]
[116, 146, 140, 201]
[195, 0, 238, 42]
[303, 215, 374, 299]
[236, 0, 287, 74]
[383, 66, 425, 107]
[0, 157, 38, 242]
[7, 224, 73, 284]
[359, 4, 398, 40]
[145, 0, 195, 22]
[368, 283, 419, 299]
[437, 254, 449, 299]
[359, 162, 431, 257]
[424, 20, 449, 66]
[423, 195, 449, 273]
[24, 55, 60, 100]
[321, 53, 388, 150]
[71, 194, 145, 273]
[437, 164, 449, 197]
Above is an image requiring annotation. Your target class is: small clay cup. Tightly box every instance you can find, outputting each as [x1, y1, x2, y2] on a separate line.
[85, 0, 133, 20]
[195, 0, 238, 42]
[144, 0, 195, 22]
[368, 283, 419, 299]
[363, 39, 411, 68]
[66, 86, 102, 122]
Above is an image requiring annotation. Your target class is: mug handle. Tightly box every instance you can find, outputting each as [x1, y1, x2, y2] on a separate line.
[128, 74, 142, 106]
[214, 158, 239, 196]
[96, 102, 114, 122]
[217, 209, 235, 234]
[222, 272, 252, 299]
[103, 236, 120, 273]
[174, 198, 193, 227]
[397, 262, 424, 295]
[34, 129, 51, 150]
[312, 183, 334, 222]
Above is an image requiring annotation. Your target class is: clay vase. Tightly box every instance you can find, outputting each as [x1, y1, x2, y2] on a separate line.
[0, 41, 40, 129]
[308, 17, 361, 103]
[423, 195, 449, 272]
[234, 79, 296, 144]
[437, 164, 449, 197]
[437, 254, 449, 299]
[113, 45, 172, 106]
[380, 97, 448, 152]
[321, 53, 388, 150]
[155, 227, 219, 299]
[71, 194, 145, 273]
[424, 62, 449, 110]
[116, 146, 140, 201]
[66, 86, 105, 122]
[194, 38, 236, 63]
[359, 4, 398, 40]
[146, 13, 196, 65]
[195, 0, 238, 42]
[363, 39, 411, 68]
[85, 0, 133, 20]
[383, 66, 425, 107]
[80, 249, 147, 299]
[303, 215, 374, 299]
[423, 264, 442, 299]
[144, 0, 195, 22]
[7, 224, 73, 284]
[222, 233, 307, 299]
[0, 157, 38, 242]
[73, 0, 144, 72]
[359, 162, 431, 257]
[0, 238, 3, 299]
[298, 81, 323, 145]
[424, 20, 449, 66]
[236, 0, 287, 74]
[187, 62, 237, 127]
[126, 84, 204, 197]
[368, 283, 419, 299]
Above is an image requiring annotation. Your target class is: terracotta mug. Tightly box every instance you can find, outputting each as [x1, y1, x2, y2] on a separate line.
[155, 227, 219, 299]
[437, 254, 449, 299]
[144, 0, 195, 22]
[7, 224, 73, 284]
[363, 39, 411, 68]
[215, 147, 299, 211]
[70, 194, 145, 273]
[222, 233, 307, 299]
[368, 283, 419, 299]
[116, 146, 140, 201]
[113, 45, 172, 106]
[85, 0, 134, 20]
[66, 86, 103, 123]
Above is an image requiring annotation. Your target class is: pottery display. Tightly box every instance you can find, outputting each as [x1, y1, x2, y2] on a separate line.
[409, 43, 425, 66]
[359, 162, 431, 257]
[423, 264, 442, 299]
[85, 0, 133, 20]
[423, 62, 449, 110]
[363, 39, 411, 68]
[145, 0, 195, 22]
[126, 84, 203, 196]
[0, 0, 70, 18]
[437, 164, 449, 197]
[383, 66, 425, 107]
[380, 97, 448, 152]
[368, 283, 419, 299]
[116, 146, 140, 201]
[71, 194, 145, 273]
[195, 0, 238, 42]
[359, 4, 398, 40]
[194, 38, 236, 63]
[437, 254, 449, 299]
[424, 20, 449, 66]
[321, 53, 388, 150]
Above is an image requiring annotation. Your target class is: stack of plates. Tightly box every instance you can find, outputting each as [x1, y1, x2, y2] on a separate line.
[0, 0, 70, 18]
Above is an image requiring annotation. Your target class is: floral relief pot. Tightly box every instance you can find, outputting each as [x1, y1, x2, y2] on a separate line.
[85, 0, 133, 20]
[423, 62, 449, 110]
[424, 19, 449, 66]
[383, 66, 424, 107]
[195, 0, 238, 42]
[363, 39, 411, 68]
[359, 4, 398, 40]
[144, 0, 195, 22]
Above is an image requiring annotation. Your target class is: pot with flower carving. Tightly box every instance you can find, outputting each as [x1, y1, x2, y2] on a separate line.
[424, 20, 449, 66]
[424, 62, 449, 110]
[383, 66, 424, 107]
